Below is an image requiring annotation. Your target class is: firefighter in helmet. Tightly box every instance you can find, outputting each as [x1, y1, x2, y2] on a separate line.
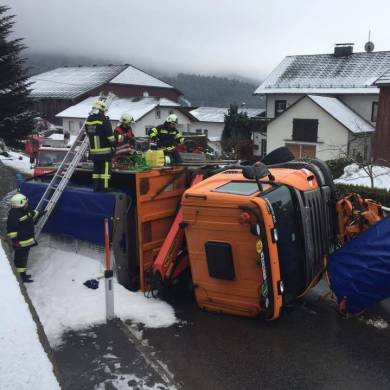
[114, 113, 135, 148]
[85, 100, 117, 191]
[7, 193, 39, 283]
[149, 114, 184, 163]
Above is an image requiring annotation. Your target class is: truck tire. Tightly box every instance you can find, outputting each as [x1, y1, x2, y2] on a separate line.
[261, 147, 295, 165]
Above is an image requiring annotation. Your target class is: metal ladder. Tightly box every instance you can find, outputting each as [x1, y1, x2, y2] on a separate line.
[34, 93, 114, 238]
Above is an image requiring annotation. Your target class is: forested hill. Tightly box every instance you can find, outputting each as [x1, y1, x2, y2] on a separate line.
[161, 73, 264, 108]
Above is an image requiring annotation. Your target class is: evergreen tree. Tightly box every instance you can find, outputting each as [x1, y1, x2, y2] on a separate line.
[221, 104, 253, 158]
[0, 5, 34, 148]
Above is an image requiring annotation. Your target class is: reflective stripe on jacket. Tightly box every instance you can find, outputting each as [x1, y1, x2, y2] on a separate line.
[85, 112, 116, 159]
[7, 207, 38, 248]
[149, 123, 183, 149]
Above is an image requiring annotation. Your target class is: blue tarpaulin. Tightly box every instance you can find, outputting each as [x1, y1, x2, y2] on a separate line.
[20, 181, 116, 246]
[328, 216, 390, 314]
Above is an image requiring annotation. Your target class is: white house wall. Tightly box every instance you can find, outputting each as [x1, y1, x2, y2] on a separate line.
[339, 94, 378, 124]
[266, 97, 349, 161]
[266, 94, 303, 119]
[188, 121, 223, 138]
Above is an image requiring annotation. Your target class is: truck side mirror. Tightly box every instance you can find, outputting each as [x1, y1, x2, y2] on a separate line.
[242, 166, 255, 180]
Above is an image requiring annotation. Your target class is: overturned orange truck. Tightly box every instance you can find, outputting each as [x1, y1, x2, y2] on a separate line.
[179, 159, 339, 320]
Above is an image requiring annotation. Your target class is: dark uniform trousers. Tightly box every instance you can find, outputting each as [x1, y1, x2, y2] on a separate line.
[14, 247, 31, 273]
[92, 158, 112, 192]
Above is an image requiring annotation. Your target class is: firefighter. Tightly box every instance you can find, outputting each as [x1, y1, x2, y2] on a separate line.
[85, 100, 116, 192]
[114, 113, 135, 147]
[149, 114, 184, 163]
[7, 193, 39, 283]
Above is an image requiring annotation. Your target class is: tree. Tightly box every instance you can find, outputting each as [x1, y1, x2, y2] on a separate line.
[221, 104, 253, 159]
[0, 5, 34, 148]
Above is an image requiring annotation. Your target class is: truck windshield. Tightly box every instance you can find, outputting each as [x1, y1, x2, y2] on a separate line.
[262, 185, 305, 299]
[38, 150, 67, 166]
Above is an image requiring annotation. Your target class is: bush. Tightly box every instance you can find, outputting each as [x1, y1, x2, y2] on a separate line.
[326, 157, 354, 179]
[336, 183, 390, 207]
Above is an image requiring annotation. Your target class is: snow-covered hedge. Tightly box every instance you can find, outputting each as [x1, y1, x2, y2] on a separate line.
[336, 184, 390, 207]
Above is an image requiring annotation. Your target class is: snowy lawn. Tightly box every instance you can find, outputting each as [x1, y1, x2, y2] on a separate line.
[0, 150, 33, 175]
[26, 241, 177, 348]
[0, 244, 60, 389]
[335, 163, 390, 190]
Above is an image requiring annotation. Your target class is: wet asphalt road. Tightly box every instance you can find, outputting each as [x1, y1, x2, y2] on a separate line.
[54, 284, 390, 390]
[142, 282, 390, 390]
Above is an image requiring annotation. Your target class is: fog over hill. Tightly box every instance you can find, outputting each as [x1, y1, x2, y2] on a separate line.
[24, 52, 264, 108]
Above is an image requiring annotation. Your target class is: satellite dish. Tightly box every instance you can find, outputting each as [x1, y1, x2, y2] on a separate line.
[365, 41, 375, 53]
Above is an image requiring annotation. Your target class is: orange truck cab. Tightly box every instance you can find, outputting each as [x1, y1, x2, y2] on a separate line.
[33, 147, 68, 177]
[181, 160, 337, 320]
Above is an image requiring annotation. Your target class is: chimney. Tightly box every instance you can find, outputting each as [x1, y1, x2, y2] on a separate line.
[334, 43, 354, 57]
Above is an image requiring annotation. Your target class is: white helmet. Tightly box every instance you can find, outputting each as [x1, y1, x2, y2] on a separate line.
[166, 114, 178, 124]
[120, 113, 135, 125]
[10, 193, 28, 208]
[93, 100, 108, 112]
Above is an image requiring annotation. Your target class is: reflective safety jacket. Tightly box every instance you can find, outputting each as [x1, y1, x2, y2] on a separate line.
[149, 122, 184, 150]
[85, 112, 116, 159]
[114, 124, 135, 146]
[7, 206, 39, 248]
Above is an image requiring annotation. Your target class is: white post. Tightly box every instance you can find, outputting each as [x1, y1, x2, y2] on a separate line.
[104, 218, 115, 321]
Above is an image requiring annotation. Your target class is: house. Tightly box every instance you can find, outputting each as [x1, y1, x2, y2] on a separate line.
[373, 70, 390, 161]
[188, 106, 265, 155]
[56, 95, 196, 137]
[28, 64, 183, 124]
[266, 95, 375, 161]
[254, 44, 390, 160]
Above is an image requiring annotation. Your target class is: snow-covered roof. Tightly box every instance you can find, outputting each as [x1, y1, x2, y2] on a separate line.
[56, 96, 180, 121]
[374, 68, 390, 86]
[190, 107, 265, 123]
[255, 51, 390, 95]
[308, 95, 375, 134]
[110, 66, 174, 89]
[29, 66, 126, 99]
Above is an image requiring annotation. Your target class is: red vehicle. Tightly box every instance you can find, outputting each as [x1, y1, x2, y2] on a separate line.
[33, 147, 68, 177]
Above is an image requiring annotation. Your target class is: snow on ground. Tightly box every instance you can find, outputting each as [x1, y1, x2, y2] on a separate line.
[26, 241, 177, 348]
[0, 245, 60, 390]
[0, 150, 33, 176]
[335, 163, 390, 190]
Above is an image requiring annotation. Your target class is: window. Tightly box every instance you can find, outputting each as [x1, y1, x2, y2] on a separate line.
[371, 102, 378, 122]
[196, 129, 202, 134]
[68, 121, 73, 133]
[263, 186, 305, 298]
[145, 126, 153, 135]
[203, 129, 209, 136]
[292, 119, 318, 142]
[275, 100, 287, 117]
[155, 108, 161, 119]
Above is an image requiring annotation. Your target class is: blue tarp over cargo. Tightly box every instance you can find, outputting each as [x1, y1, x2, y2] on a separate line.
[20, 181, 116, 246]
[328, 216, 390, 314]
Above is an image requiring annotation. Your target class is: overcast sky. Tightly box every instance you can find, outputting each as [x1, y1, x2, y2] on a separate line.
[5, 0, 390, 80]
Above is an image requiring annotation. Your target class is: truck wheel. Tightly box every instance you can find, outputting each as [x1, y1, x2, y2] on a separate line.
[261, 147, 295, 165]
